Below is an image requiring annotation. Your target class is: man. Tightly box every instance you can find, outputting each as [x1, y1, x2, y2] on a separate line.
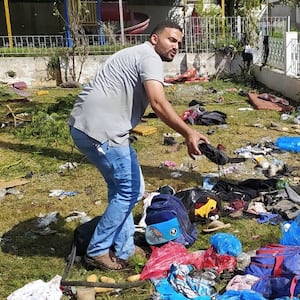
[69, 20, 209, 270]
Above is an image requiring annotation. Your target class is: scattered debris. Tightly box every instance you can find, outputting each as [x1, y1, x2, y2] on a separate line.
[65, 211, 91, 223]
[35, 211, 58, 230]
[48, 189, 78, 200]
[59, 162, 78, 170]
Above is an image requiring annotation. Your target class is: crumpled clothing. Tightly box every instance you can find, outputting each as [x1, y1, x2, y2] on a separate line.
[48, 189, 78, 199]
[36, 211, 58, 229]
[58, 162, 78, 170]
[135, 192, 159, 231]
[246, 201, 267, 215]
[7, 275, 62, 300]
[226, 274, 260, 291]
[216, 289, 267, 300]
[167, 264, 215, 298]
[257, 213, 279, 224]
[152, 277, 211, 300]
[160, 161, 177, 168]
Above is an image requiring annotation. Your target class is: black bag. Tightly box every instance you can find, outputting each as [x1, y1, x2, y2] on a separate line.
[195, 110, 227, 125]
[175, 187, 222, 223]
[72, 216, 101, 257]
[213, 178, 277, 202]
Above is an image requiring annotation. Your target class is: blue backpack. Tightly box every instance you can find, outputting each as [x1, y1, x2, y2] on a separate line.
[145, 194, 197, 247]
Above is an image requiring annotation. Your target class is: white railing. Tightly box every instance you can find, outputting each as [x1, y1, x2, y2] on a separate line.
[0, 16, 298, 77]
[290, 38, 300, 76]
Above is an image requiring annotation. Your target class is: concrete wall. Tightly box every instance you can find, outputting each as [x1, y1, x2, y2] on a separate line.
[252, 65, 300, 103]
[0, 53, 217, 87]
[1, 55, 299, 103]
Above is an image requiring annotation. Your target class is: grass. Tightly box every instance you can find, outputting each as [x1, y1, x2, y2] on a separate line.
[0, 77, 299, 299]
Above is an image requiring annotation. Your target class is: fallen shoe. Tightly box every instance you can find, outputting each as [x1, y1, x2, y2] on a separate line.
[198, 143, 230, 165]
[202, 220, 231, 233]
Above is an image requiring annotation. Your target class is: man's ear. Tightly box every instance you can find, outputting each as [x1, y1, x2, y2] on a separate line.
[150, 33, 158, 45]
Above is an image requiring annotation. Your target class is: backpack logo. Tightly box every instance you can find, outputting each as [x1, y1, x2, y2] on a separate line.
[145, 194, 197, 246]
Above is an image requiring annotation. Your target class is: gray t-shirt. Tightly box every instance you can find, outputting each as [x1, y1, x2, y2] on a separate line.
[69, 41, 164, 145]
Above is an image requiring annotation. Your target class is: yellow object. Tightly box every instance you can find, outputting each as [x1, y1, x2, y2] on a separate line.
[86, 274, 98, 282]
[132, 125, 157, 136]
[194, 198, 217, 218]
[100, 276, 116, 283]
[4, 0, 13, 48]
[36, 90, 49, 96]
[86, 274, 115, 293]
[127, 274, 141, 282]
[94, 287, 113, 293]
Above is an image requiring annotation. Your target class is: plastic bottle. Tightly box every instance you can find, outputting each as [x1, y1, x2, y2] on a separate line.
[275, 136, 300, 153]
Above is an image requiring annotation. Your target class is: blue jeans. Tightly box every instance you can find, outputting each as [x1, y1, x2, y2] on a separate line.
[70, 127, 145, 260]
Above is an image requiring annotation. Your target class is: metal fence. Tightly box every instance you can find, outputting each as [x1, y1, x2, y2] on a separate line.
[0, 16, 298, 75]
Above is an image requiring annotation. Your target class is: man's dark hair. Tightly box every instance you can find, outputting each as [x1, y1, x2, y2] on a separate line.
[150, 20, 182, 37]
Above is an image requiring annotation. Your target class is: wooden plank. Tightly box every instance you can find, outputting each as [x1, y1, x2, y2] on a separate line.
[132, 125, 157, 136]
[0, 178, 30, 189]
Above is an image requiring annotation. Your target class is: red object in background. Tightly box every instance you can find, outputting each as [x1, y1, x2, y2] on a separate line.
[100, 2, 150, 34]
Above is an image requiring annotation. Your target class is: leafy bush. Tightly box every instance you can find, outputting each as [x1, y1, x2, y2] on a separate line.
[15, 111, 70, 143]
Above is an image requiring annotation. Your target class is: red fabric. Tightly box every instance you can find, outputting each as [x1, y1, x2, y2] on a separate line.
[193, 246, 237, 273]
[140, 242, 201, 280]
[164, 68, 209, 84]
[248, 92, 294, 112]
[140, 242, 237, 280]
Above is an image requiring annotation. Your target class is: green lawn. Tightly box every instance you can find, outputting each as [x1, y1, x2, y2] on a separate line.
[0, 79, 299, 299]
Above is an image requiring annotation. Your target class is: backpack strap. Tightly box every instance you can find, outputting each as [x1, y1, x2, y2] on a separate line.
[61, 242, 77, 283]
[290, 275, 300, 298]
[273, 255, 284, 277]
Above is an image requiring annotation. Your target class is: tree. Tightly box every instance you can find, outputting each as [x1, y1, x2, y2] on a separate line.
[215, 0, 262, 17]
[216, 0, 298, 17]
[52, 0, 90, 84]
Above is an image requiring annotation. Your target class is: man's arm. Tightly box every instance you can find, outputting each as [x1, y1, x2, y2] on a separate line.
[144, 80, 209, 159]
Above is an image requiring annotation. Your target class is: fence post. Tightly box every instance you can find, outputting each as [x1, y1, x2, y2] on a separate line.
[285, 31, 297, 76]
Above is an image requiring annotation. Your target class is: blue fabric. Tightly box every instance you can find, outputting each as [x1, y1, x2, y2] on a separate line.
[216, 290, 267, 300]
[146, 210, 176, 224]
[167, 264, 215, 298]
[251, 275, 300, 299]
[210, 233, 242, 256]
[257, 213, 279, 224]
[70, 127, 145, 260]
[152, 278, 211, 300]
